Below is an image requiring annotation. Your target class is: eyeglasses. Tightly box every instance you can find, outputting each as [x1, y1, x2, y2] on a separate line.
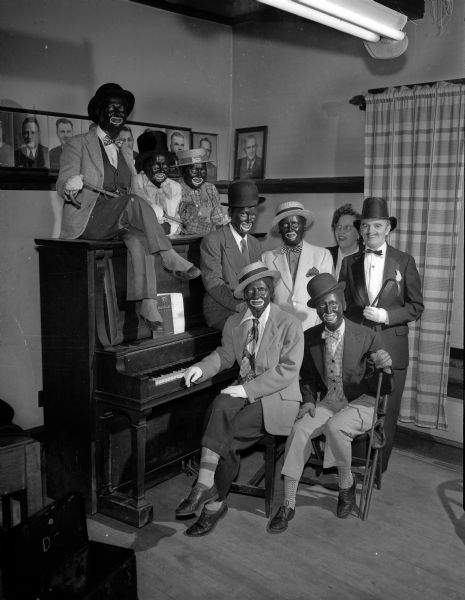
[334, 225, 355, 232]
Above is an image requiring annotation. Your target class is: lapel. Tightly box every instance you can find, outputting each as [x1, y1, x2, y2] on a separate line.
[255, 304, 279, 364]
[293, 241, 312, 293]
[85, 131, 104, 176]
[223, 226, 249, 271]
[272, 248, 293, 292]
[231, 312, 249, 361]
[378, 246, 400, 307]
[351, 252, 370, 305]
[342, 319, 365, 373]
[307, 324, 326, 384]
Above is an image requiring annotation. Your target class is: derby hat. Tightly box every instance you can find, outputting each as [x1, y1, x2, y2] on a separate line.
[177, 148, 211, 167]
[135, 130, 176, 173]
[221, 180, 266, 208]
[307, 273, 346, 308]
[271, 200, 314, 230]
[88, 83, 135, 124]
[354, 197, 397, 232]
[234, 261, 281, 298]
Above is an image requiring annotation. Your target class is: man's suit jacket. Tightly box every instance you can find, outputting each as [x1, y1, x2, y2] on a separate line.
[262, 240, 334, 331]
[14, 144, 49, 168]
[326, 242, 364, 270]
[200, 226, 263, 329]
[195, 303, 304, 435]
[57, 130, 136, 239]
[236, 156, 263, 179]
[339, 246, 423, 369]
[300, 319, 392, 405]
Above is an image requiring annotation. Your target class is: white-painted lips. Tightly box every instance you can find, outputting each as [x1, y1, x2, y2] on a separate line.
[323, 313, 337, 323]
[192, 177, 204, 186]
[240, 223, 253, 232]
[154, 173, 166, 182]
[110, 117, 124, 126]
[250, 299, 264, 308]
[285, 232, 297, 240]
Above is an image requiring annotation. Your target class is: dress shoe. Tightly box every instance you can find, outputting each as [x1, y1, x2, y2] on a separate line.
[166, 265, 201, 281]
[185, 504, 228, 537]
[336, 478, 357, 519]
[267, 505, 295, 534]
[175, 483, 219, 517]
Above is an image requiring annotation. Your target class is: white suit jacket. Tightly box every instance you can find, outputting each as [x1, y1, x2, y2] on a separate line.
[262, 240, 334, 331]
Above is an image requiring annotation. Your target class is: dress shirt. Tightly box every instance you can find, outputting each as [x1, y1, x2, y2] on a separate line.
[364, 242, 387, 305]
[229, 223, 248, 253]
[96, 125, 118, 168]
[137, 173, 182, 234]
[240, 304, 271, 354]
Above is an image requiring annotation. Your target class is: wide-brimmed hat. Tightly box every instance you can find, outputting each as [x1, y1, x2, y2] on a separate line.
[135, 130, 176, 173]
[354, 197, 397, 232]
[221, 180, 265, 208]
[177, 148, 211, 167]
[271, 200, 314, 230]
[87, 83, 135, 123]
[307, 273, 346, 308]
[234, 261, 281, 298]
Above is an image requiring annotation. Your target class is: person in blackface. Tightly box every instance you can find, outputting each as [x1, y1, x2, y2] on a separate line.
[261, 200, 334, 331]
[176, 261, 304, 536]
[57, 83, 200, 331]
[134, 130, 182, 236]
[177, 148, 228, 236]
[200, 180, 264, 330]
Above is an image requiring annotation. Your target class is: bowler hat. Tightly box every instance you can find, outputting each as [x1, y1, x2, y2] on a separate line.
[354, 197, 397, 232]
[234, 261, 280, 298]
[307, 273, 345, 308]
[135, 130, 176, 173]
[221, 180, 265, 208]
[177, 148, 211, 167]
[88, 83, 135, 123]
[271, 200, 314, 230]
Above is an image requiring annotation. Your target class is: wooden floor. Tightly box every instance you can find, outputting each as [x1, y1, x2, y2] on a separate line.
[87, 447, 464, 600]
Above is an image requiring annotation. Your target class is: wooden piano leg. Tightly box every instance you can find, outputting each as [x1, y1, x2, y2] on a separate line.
[97, 407, 154, 528]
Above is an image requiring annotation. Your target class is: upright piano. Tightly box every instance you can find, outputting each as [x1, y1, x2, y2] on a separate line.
[36, 237, 237, 527]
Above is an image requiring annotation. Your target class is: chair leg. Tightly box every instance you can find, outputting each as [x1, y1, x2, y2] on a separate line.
[264, 437, 276, 518]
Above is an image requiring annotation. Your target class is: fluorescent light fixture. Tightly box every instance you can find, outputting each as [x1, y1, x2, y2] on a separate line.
[257, 0, 407, 43]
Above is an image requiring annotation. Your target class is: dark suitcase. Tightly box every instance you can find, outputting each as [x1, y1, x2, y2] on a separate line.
[0, 492, 138, 599]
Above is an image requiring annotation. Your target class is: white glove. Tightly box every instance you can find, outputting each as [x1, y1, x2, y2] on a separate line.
[65, 174, 84, 193]
[221, 385, 247, 398]
[363, 306, 388, 324]
[183, 366, 202, 387]
[296, 402, 315, 419]
[370, 349, 393, 372]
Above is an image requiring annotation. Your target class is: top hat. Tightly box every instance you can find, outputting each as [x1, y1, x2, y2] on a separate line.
[307, 273, 346, 308]
[354, 197, 397, 232]
[177, 148, 211, 167]
[221, 180, 266, 208]
[135, 130, 176, 173]
[271, 200, 314, 230]
[234, 261, 281, 298]
[87, 83, 135, 124]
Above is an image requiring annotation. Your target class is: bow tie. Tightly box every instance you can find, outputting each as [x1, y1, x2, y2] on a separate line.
[321, 328, 340, 340]
[281, 243, 303, 254]
[103, 135, 123, 147]
[365, 248, 383, 256]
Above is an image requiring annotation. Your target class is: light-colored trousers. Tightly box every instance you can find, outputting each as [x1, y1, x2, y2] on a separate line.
[281, 395, 375, 481]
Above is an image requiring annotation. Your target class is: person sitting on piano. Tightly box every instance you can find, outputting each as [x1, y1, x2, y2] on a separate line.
[56, 83, 200, 332]
[200, 180, 265, 331]
[176, 261, 304, 536]
[133, 130, 183, 237]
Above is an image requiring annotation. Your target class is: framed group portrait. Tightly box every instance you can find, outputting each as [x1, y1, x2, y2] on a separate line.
[191, 131, 218, 181]
[233, 125, 267, 180]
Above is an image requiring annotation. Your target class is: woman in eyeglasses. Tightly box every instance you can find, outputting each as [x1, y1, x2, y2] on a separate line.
[327, 203, 364, 279]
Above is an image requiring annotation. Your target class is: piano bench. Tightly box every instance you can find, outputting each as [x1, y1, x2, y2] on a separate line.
[230, 434, 285, 518]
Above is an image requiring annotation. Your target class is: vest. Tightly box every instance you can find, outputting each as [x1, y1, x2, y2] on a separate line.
[100, 141, 132, 194]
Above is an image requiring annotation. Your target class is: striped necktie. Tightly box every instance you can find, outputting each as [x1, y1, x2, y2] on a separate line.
[238, 318, 259, 384]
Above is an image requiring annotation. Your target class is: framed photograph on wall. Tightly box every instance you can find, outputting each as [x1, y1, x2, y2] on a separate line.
[0, 110, 14, 167]
[191, 131, 218, 181]
[233, 125, 267, 180]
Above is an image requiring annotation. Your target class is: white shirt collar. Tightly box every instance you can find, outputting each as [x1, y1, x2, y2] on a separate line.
[324, 318, 345, 338]
[365, 241, 388, 256]
[240, 304, 270, 328]
[96, 125, 108, 142]
[229, 223, 247, 248]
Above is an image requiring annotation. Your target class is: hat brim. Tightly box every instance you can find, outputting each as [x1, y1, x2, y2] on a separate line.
[307, 281, 346, 308]
[221, 196, 266, 207]
[234, 269, 281, 298]
[354, 216, 397, 232]
[271, 209, 314, 230]
[88, 89, 135, 123]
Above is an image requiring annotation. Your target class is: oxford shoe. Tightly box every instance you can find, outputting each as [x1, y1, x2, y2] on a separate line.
[336, 478, 357, 519]
[267, 505, 295, 534]
[185, 503, 228, 537]
[175, 483, 219, 518]
[168, 266, 201, 281]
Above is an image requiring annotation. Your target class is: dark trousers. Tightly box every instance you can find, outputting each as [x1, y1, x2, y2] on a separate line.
[202, 394, 266, 501]
[82, 193, 172, 300]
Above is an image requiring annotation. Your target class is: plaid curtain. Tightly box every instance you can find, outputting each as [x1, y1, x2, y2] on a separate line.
[364, 82, 465, 429]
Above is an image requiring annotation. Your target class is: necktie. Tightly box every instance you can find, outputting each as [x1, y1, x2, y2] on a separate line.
[240, 238, 250, 263]
[103, 135, 123, 148]
[238, 318, 259, 384]
[365, 248, 383, 256]
[28, 150, 34, 160]
[247, 161, 252, 171]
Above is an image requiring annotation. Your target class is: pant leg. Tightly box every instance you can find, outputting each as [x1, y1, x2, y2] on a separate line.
[281, 405, 334, 481]
[122, 229, 157, 300]
[119, 194, 172, 254]
[323, 396, 375, 469]
[382, 368, 407, 472]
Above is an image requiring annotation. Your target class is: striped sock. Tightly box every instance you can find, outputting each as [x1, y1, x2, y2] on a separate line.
[284, 476, 299, 509]
[197, 447, 220, 488]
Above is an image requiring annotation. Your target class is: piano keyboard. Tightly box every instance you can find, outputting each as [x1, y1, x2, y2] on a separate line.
[148, 361, 195, 387]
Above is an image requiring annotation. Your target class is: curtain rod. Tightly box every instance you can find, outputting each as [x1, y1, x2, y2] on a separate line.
[349, 77, 465, 110]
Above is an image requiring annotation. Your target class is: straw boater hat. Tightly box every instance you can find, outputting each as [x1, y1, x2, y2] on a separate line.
[271, 200, 314, 230]
[354, 197, 397, 232]
[135, 130, 176, 173]
[87, 83, 135, 124]
[234, 261, 281, 298]
[176, 148, 212, 167]
[221, 180, 266, 208]
[307, 273, 346, 309]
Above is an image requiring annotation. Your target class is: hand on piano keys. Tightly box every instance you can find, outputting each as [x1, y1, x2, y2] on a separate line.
[183, 365, 203, 387]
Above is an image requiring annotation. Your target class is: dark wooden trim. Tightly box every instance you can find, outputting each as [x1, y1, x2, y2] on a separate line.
[128, 0, 237, 25]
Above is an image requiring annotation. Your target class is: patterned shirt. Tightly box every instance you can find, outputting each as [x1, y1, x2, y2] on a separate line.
[178, 181, 228, 236]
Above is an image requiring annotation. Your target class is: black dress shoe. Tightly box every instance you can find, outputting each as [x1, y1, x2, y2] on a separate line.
[175, 484, 219, 517]
[336, 478, 357, 519]
[185, 504, 228, 537]
[168, 266, 201, 281]
[267, 505, 295, 534]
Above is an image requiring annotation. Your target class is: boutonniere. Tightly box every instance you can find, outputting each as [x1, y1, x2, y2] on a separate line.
[306, 267, 319, 277]
[395, 269, 402, 283]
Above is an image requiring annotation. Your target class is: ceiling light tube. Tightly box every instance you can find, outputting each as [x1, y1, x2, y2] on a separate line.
[296, 0, 406, 40]
[257, 0, 381, 42]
